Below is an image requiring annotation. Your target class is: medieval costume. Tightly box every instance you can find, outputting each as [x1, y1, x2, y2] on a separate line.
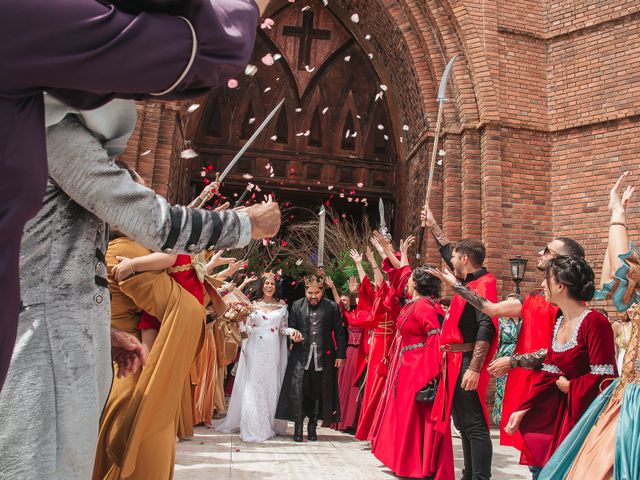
[492, 316, 520, 425]
[93, 237, 206, 480]
[0, 112, 248, 479]
[354, 262, 410, 441]
[432, 243, 498, 480]
[214, 303, 290, 442]
[499, 291, 559, 461]
[0, 0, 260, 394]
[539, 248, 639, 480]
[516, 309, 617, 468]
[371, 297, 454, 479]
[276, 280, 347, 441]
[336, 306, 364, 431]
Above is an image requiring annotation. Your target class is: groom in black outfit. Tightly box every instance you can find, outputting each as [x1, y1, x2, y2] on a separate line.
[276, 275, 346, 442]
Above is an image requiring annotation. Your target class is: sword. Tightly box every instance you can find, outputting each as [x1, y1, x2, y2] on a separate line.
[378, 198, 389, 238]
[233, 183, 253, 208]
[416, 56, 458, 260]
[317, 206, 326, 269]
[217, 98, 285, 184]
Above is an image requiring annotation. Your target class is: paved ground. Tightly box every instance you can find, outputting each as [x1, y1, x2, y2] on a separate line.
[175, 424, 530, 480]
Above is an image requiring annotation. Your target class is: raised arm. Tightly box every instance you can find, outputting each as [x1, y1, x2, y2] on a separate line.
[365, 246, 385, 287]
[426, 266, 524, 318]
[606, 171, 635, 279]
[324, 276, 341, 304]
[372, 231, 401, 268]
[399, 235, 416, 267]
[46, 118, 280, 253]
[349, 249, 367, 283]
[420, 202, 453, 269]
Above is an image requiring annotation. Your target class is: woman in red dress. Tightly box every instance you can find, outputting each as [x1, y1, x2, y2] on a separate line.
[505, 255, 618, 472]
[371, 266, 453, 479]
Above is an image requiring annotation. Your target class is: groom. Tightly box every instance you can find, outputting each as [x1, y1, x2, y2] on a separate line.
[276, 275, 346, 442]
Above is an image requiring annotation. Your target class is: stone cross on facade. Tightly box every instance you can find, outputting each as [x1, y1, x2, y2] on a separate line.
[282, 10, 331, 70]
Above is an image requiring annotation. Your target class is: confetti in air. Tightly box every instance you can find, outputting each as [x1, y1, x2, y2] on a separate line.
[301, 5, 310, 11]
[180, 149, 198, 159]
[384, 134, 389, 140]
[380, 84, 388, 91]
[140, 149, 151, 156]
[248, 117, 256, 124]
[270, 135, 278, 141]
[437, 159, 443, 166]
[260, 18, 274, 29]
[357, 182, 364, 188]
[403, 124, 409, 131]
[227, 79, 239, 88]
[295, 108, 303, 113]
[304, 65, 315, 72]
[365, 34, 371, 40]
[273, 53, 282, 61]
[264, 87, 271, 93]
[244, 64, 258, 76]
[296, 259, 303, 266]
[187, 104, 200, 113]
[261, 53, 275, 66]
[377, 124, 384, 130]
[438, 149, 446, 156]
[322, 106, 329, 114]
[344, 55, 351, 62]
[322, 0, 328, 5]
[351, 13, 360, 23]
[200, 170, 206, 177]
[368, 53, 374, 59]
[242, 173, 254, 180]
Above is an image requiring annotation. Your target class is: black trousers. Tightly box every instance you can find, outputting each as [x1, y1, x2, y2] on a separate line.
[300, 364, 323, 422]
[451, 354, 492, 480]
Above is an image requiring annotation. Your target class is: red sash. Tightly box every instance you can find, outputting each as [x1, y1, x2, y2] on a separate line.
[433, 272, 498, 433]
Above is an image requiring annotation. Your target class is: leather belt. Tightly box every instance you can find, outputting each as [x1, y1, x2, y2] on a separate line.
[440, 342, 474, 353]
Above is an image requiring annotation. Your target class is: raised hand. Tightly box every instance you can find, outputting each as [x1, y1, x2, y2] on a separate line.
[420, 202, 436, 227]
[400, 235, 416, 255]
[372, 230, 393, 254]
[365, 245, 376, 265]
[425, 266, 458, 287]
[324, 275, 335, 289]
[349, 249, 363, 264]
[348, 276, 359, 294]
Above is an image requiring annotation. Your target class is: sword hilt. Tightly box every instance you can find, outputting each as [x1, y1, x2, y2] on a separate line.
[233, 188, 250, 208]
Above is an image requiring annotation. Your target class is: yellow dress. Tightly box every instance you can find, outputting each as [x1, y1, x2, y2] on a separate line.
[93, 238, 205, 480]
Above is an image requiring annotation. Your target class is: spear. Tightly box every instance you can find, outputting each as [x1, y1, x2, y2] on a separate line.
[416, 56, 458, 260]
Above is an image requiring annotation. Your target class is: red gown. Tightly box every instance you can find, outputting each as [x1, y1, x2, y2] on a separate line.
[433, 272, 498, 433]
[371, 297, 454, 479]
[336, 305, 364, 431]
[517, 309, 617, 467]
[500, 291, 559, 461]
[354, 263, 411, 441]
[138, 254, 205, 330]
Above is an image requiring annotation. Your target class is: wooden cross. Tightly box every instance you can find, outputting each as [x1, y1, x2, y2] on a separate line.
[282, 10, 331, 70]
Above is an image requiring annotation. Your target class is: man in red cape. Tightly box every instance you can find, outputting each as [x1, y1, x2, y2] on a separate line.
[433, 237, 585, 477]
[423, 207, 497, 480]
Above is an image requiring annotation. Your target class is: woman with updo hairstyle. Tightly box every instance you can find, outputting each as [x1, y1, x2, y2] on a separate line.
[505, 255, 618, 474]
[371, 266, 454, 478]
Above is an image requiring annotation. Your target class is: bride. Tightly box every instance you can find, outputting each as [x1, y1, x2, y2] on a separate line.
[214, 272, 302, 442]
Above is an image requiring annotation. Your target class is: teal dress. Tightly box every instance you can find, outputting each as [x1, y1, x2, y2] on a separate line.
[491, 317, 520, 425]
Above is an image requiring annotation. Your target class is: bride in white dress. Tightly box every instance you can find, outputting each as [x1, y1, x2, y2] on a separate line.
[214, 273, 302, 442]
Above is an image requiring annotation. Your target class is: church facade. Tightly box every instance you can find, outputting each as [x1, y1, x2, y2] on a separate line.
[120, 0, 640, 295]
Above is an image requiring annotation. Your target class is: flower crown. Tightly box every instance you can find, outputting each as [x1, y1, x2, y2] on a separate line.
[304, 274, 325, 289]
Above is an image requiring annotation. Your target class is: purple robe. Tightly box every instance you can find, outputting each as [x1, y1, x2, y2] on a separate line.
[0, 0, 259, 391]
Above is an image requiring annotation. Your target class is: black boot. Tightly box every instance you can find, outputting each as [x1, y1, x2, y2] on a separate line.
[293, 422, 303, 442]
[307, 421, 317, 441]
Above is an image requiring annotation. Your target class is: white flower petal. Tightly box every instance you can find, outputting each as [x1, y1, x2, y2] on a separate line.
[180, 148, 198, 159]
[351, 13, 360, 23]
[188, 104, 200, 113]
[244, 64, 258, 76]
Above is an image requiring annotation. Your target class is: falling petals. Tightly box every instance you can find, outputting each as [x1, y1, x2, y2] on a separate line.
[260, 18, 274, 29]
[140, 149, 151, 156]
[351, 13, 360, 23]
[264, 87, 271, 93]
[344, 55, 351, 62]
[322, 106, 329, 115]
[227, 79, 239, 88]
[304, 65, 315, 72]
[270, 135, 278, 141]
[242, 173, 254, 180]
[380, 84, 388, 91]
[301, 5, 310, 11]
[273, 53, 282, 61]
[328, 185, 334, 190]
[261, 53, 275, 66]
[357, 182, 364, 188]
[438, 149, 446, 156]
[244, 64, 258, 76]
[180, 148, 198, 159]
[365, 34, 371, 40]
[200, 170, 207, 177]
[187, 104, 200, 113]
[248, 117, 256, 124]
[384, 134, 389, 140]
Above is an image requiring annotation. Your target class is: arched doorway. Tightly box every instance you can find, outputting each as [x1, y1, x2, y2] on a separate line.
[188, 0, 399, 233]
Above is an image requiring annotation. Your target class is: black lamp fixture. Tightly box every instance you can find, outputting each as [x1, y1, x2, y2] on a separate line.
[509, 255, 528, 295]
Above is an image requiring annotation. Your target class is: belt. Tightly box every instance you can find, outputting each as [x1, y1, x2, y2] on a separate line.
[440, 342, 474, 353]
[401, 342, 426, 354]
[167, 263, 194, 274]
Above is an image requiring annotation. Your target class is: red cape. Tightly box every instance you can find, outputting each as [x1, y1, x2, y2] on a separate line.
[433, 272, 498, 433]
[499, 291, 558, 456]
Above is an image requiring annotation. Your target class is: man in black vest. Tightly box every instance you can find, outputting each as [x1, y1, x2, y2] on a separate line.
[276, 275, 346, 442]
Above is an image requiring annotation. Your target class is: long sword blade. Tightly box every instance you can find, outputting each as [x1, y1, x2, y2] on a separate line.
[317, 207, 326, 268]
[218, 98, 285, 182]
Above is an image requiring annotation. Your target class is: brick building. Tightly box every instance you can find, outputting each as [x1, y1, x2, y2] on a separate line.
[122, 0, 640, 298]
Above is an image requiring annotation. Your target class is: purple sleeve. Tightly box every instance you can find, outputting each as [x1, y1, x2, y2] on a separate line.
[0, 0, 258, 100]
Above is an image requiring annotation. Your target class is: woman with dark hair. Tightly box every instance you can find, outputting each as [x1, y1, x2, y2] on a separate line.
[371, 266, 454, 479]
[505, 255, 618, 474]
[214, 272, 301, 442]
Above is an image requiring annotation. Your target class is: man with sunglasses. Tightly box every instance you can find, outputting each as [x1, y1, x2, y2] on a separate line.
[428, 235, 585, 479]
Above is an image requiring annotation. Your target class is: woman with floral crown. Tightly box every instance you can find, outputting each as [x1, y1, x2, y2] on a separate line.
[539, 171, 640, 480]
[214, 272, 299, 442]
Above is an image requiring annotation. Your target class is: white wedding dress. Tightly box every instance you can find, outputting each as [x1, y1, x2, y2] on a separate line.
[214, 303, 290, 442]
